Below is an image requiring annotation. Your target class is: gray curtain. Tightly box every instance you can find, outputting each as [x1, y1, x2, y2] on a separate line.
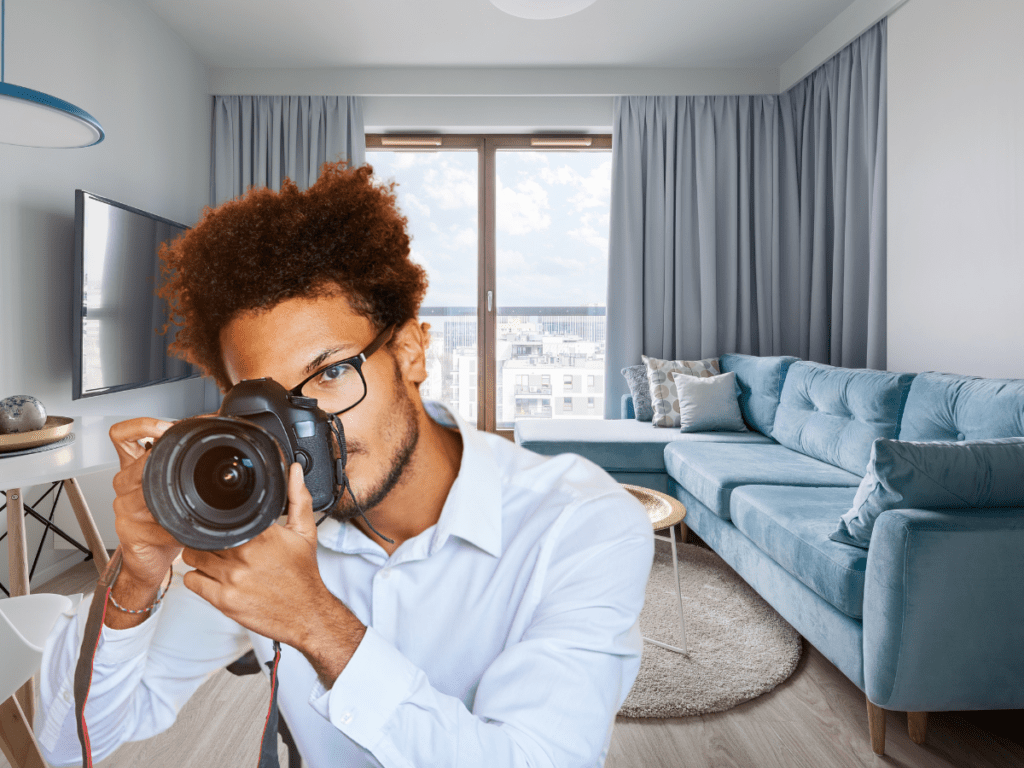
[211, 95, 365, 204]
[605, 21, 886, 418]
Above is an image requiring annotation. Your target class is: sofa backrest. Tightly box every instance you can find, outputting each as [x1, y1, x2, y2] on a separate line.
[772, 362, 916, 476]
[899, 372, 1024, 441]
[719, 354, 800, 437]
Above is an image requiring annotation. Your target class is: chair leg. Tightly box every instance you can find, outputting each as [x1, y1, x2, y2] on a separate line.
[866, 697, 886, 755]
[908, 711, 928, 744]
[0, 695, 46, 768]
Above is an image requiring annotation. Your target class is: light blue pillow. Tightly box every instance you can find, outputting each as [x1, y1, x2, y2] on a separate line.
[621, 364, 654, 421]
[831, 437, 1024, 549]
[671, 371, 748, 433]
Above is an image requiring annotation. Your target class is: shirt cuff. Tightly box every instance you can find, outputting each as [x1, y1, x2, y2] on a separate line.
[80, 597, 165, 662]
[308, 626, 421, 749]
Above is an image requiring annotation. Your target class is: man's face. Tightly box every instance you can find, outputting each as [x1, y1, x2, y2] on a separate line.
[219, 290, 422, 521]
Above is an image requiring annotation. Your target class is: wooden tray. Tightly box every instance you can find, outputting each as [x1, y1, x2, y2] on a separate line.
[0, 416, 75, 452]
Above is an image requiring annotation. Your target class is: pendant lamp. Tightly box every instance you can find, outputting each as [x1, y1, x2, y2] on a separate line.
[0, 0, 104, 148]
[489, 0, 597, 20]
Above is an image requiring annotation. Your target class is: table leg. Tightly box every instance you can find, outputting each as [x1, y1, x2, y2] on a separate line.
[5, 489, 37, 724]
[62, 478, 110, 574]
[668, 525, 687, 654]
[0, 695, 46, 768]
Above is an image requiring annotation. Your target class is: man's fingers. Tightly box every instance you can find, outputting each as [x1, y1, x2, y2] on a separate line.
[285, 463, 317, 543]
[109, 417, 175, 470]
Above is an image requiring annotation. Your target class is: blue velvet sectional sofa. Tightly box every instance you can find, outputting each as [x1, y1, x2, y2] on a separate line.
[515, 355, 1024, 754]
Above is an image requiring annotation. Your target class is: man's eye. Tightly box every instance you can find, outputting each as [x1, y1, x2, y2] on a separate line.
[318, 363, 351, 385]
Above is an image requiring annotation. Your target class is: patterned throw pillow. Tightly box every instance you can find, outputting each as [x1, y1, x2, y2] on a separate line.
[621, 364, 654, 421]
[643, 355, 721, 428]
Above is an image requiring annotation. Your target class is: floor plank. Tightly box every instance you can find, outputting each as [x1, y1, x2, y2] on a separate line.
[3, 557, 1022, 768]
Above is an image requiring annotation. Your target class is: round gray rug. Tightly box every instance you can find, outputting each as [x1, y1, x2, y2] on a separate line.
[619, 540, 802, 718]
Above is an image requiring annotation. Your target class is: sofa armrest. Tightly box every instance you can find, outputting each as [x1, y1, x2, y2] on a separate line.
[863, 507, 1024, 711]
[621, 394, 634, 420]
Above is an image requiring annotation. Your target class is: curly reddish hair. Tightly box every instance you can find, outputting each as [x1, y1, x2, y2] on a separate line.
[158, 161, 428, 391]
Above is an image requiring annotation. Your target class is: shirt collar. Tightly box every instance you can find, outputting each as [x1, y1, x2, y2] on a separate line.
[317, 400, 503, 559]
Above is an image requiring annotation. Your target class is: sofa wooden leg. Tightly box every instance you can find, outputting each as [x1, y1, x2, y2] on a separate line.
[866, 697, 886, 755]
[908, 711, 928, 744]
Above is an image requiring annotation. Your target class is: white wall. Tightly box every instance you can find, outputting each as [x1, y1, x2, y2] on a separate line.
[887, 0, 1024, 377]
[0, 0, 213, 588]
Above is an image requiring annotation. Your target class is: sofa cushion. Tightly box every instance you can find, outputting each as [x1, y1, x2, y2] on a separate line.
[731, 485, 866, 619]
[663, 442, 862, 521]
[643, 355, 720, 428]
[719, 353, 800, 437]
[514, 418, 773, 473]
[772, 362, 915, 476]
[621, 364, 654, 421]
[899, 372, 1024, 441]
[672, 371, 747, 433]
[832, 437, 1024, 549]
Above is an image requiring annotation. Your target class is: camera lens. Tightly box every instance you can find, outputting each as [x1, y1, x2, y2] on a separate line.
[142, 416, 288, 550]
[193, 447, 256, 511]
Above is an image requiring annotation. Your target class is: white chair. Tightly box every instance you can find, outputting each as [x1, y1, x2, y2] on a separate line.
[0, 593, 76, 768]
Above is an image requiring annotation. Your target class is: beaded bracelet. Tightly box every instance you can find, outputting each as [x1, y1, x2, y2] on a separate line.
[108, 568, 173, 615]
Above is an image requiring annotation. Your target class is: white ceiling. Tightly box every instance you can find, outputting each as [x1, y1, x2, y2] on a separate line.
[141, 0, 859, 70]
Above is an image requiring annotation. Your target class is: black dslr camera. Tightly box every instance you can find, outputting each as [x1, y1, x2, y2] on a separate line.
[141, 378, 343, 550]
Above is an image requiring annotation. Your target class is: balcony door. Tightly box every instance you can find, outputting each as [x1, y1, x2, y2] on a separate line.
[366, 134, 611, 435]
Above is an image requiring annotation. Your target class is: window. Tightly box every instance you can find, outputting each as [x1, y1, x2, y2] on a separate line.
[588, 397, 595, 409]
[587, 375, 595, 388]
[563, 397, 573, 412]
[563, 375, 573, 387]
[367, 134, 611, 432]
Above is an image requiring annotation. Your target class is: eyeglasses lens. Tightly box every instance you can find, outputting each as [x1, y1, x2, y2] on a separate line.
[300, 362, 366, 414]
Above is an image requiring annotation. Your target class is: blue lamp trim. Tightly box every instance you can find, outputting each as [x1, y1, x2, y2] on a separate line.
[0, 80, 104, 146]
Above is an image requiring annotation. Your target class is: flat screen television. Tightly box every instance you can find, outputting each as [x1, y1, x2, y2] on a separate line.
[72, 190, 198, 399]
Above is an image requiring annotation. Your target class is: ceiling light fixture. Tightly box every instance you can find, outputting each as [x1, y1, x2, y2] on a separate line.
[0, 0, 104, 148]
[489, 0, 597, 21]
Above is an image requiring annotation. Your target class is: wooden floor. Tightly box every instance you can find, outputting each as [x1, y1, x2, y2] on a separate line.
[5, 556, 1022, 768]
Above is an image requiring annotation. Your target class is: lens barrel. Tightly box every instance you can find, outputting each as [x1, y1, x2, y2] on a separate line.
[142, 416, 289, 550]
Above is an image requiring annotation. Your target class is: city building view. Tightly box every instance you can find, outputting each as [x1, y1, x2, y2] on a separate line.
[367, 145, 611, 430]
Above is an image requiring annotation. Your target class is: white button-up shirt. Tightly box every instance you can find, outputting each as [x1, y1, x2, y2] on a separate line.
[38, 402, 654, 767]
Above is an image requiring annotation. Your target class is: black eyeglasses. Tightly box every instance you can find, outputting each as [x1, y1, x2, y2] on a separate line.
[288, 326, 395, 415]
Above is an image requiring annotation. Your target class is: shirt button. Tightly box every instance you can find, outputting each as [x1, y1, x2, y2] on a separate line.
[63, 690, 73, 703]
[380, 568, 391, 580]
[340, 712, 353, 724]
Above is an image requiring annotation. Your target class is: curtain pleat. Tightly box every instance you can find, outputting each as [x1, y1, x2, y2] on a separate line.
[211, 95, 366, 205]
[605, 21, 887, 417]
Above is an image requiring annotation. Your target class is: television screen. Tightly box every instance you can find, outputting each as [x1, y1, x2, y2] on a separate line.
[73, 190, 198, 399]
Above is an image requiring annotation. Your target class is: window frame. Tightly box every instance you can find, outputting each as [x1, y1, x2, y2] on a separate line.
[366, 133, 612, 437]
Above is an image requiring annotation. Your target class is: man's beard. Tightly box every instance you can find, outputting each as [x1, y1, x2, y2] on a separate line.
[330, 375, 420, 522]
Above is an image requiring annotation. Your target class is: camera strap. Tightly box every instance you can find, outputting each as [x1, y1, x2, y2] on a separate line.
[76, 548, 284, 768]
[328, 414, 394, 545]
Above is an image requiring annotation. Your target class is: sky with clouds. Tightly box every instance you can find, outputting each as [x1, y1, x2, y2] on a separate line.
[366, 149, 611, 309]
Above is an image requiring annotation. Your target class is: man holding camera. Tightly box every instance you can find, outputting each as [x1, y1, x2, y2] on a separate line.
[38, 161, 654, 768]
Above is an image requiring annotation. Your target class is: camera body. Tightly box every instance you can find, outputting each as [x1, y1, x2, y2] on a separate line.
[142, 378, 342, 550]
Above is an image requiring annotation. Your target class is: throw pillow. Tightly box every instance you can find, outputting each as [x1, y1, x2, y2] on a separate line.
[671, 371, 748, 433]
[643, 355, 720, 428]
[621, 364, 654, 421]
[830, 437, 1024, 549]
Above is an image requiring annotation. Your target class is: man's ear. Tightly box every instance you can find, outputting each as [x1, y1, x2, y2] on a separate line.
[390, 318, 428, 386]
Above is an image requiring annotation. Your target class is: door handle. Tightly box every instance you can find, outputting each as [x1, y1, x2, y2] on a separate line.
[487, 290, 493, 312]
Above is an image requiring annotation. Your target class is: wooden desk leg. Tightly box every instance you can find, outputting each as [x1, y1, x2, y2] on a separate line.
[5, 489, 36, 726]
[6, 488, 30, 596]
[62, 478, 110, 574]
[0, 695, 46, 768]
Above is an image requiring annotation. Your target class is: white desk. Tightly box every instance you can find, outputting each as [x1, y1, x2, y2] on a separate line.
[0, 416, 127, 765]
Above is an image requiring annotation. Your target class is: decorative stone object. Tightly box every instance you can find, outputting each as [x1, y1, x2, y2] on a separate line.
[0, 395, 47, 434]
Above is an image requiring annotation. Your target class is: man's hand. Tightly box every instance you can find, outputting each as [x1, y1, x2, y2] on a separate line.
[181, 464, 366, 686]
[107, 417, 183, 629]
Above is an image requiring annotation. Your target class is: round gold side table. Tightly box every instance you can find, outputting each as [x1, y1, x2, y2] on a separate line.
[621, 483, 688, 655]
